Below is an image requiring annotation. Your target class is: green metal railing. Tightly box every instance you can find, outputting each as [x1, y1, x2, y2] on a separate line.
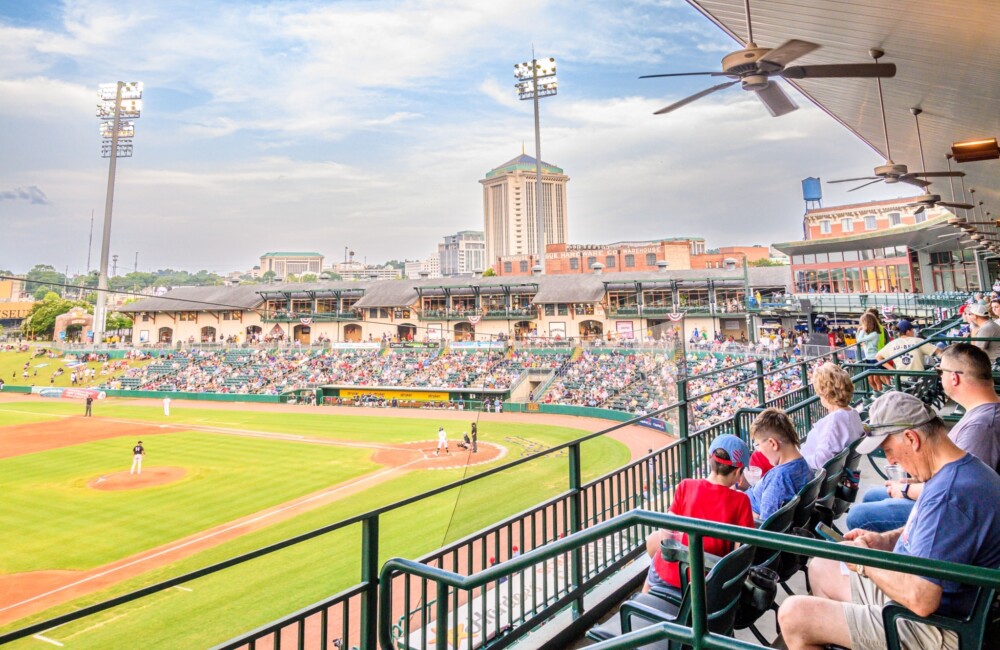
[0, 317, 971, 649]
[379, 511, 1000, 650]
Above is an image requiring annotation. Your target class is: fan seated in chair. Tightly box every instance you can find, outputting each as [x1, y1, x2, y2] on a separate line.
[778, 390, 1000, 650]
[643, 434, 755, 597]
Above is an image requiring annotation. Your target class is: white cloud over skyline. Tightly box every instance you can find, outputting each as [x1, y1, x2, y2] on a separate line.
[0, 0, 913, 275]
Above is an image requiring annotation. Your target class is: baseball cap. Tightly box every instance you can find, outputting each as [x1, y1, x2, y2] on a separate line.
[708, 434, 750, 468]
[896, 319, 913, 333]
[857, 391, 937, 454]
[967, 302, 989, 318]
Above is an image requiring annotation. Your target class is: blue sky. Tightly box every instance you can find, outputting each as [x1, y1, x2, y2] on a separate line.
[0, 0, 915, 275]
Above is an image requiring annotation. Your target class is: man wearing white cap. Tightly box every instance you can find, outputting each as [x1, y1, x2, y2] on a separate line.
[778, 391, 1000, 650]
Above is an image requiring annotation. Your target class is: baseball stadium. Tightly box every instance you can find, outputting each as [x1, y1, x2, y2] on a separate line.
[5, 1, 1000, 650]
[2, 281, 999, 649]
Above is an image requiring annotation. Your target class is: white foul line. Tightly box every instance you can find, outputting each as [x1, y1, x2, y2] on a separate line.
[31, 635, 64, 647]
[0, 459, 422, 615]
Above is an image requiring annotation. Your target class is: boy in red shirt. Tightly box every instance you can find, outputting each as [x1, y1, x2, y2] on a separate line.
[645, 434, 756, 591]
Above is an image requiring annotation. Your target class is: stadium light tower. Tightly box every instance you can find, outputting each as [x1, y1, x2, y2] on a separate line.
[514, 56, 557, 274]
[93, 81, 142, 344]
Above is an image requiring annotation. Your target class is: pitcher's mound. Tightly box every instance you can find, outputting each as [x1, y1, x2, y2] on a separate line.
[88, 466, 187, 491]
[372, 441, 506, 470]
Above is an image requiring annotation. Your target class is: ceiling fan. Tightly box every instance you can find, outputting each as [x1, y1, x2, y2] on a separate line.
[639, 0, 896, 117]
[829, 52, 964, 192]
[902, 108, 974, 215]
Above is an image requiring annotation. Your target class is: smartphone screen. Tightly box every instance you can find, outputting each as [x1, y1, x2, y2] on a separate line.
[815, 523, 844, 543]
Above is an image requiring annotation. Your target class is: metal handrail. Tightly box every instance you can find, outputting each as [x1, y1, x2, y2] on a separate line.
[378, 511, 1000, 650]
[0, 315, 971, 648]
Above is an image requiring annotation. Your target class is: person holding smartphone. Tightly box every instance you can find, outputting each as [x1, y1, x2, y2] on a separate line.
[778, 391, 1000, 650]
[846, 344, 1000, 532]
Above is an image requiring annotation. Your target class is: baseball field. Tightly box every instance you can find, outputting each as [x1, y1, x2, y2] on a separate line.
[0, 393, 654, 648]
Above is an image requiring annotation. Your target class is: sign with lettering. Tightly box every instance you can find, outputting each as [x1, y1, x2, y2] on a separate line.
[340, 389, 449, 402]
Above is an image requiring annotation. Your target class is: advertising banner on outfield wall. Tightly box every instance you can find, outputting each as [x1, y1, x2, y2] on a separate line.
[340, 388, 449, 402]
[32, 387, 106, 400]
[637, 417, 668, 433]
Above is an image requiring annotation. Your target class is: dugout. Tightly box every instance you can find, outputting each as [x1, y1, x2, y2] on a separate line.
[320, 385, 510, 410]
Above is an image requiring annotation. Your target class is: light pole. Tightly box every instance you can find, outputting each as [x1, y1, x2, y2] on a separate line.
[94, 81, 142, 345]
[514, 56, 557, 274]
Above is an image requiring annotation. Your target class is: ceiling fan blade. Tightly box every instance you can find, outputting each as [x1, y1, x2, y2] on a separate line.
[912, 205, 927, 215]
[758, 39, 820, 71]
[907, 171, 965, 178]
[754, 82, 797, 117]
[938, 201, 975, 210]
[900, 177, 932, 189]
[848, 178, 886, 192]
[640, 71, 731, 79]
[828, 176, 880, 184]
[782, 62, 897, 80]
[653, 80, 739, 115]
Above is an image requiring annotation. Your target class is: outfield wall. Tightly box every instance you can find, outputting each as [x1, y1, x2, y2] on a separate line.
[100, 389, 282, 403]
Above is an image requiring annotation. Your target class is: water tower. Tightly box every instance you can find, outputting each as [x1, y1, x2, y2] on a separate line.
[801, 177, 822, 210]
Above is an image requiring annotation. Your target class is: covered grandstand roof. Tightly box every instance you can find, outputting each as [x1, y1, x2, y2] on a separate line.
[121, 268, 790, 312]
[120, 285, 266, 313]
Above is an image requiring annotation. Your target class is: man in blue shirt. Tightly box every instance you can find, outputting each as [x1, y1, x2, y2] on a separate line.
[778, 391, 1000, 650]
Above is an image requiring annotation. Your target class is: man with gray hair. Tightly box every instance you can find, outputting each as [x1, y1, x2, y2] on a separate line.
[965, 301, 1000, 365]
[778, 391, 1000, 650]
[846, 343, 1000, 532]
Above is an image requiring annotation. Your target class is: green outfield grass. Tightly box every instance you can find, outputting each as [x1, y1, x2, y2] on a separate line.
[0, 399, 632, 648]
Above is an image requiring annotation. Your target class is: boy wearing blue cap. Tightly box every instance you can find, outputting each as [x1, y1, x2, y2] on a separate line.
[644, 433, 755, 592]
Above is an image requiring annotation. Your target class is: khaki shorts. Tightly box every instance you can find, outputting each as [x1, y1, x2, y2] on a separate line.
[842, 572, 958, 650]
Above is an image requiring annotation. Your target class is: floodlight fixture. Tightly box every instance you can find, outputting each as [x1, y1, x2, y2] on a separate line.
[514, 55, 558, 274]
[93, 80, 143, 345]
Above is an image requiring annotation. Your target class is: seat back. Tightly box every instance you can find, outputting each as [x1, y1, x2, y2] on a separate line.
[817, 447, 849, 506]
[791, 469, 826, 530]
[883, 587, 998, 650]
[753, 495, 798, 569]
[833, 438, 865, 516]
[673, 543, 755, 636]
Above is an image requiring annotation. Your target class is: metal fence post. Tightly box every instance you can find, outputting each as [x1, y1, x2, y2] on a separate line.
[360, 515, 379, 650]
[568, 442, 584, 616]
[677, 379, 692, 479]
[755, 359, 766, 406]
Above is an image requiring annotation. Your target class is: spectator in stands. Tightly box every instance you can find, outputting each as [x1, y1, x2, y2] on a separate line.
[643, 434, 754, 593]
[965, 302, 1000, 365]
[847, 345, 1000, 532]
[799, 363, 865, 470]
[874, 320, 941, 372]
[779, 390, 1000, 650]
[744, 408, 811, 519]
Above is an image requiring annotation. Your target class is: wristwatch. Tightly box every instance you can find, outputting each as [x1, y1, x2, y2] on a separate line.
[901, 483, 911, 500]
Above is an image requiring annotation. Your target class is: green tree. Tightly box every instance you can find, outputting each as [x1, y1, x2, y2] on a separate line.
[285, 274, 300, 283]
[481, 267, 496, 277]
[106, 311, 134, 332]
[300, 273, 318, 283]
[21, 292, 92, 339]
[25, 264, 66, 297]
[749, 258, 786, 267]
[319, 272, 342, 281]
[382, 259, 406, 270]
[262, 270, 277, 283]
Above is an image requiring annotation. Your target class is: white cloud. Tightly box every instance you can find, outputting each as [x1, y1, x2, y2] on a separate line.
[0, 0, 919, 273]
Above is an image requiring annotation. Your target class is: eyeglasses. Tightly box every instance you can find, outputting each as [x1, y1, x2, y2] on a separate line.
[934, 367, 964, 376]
